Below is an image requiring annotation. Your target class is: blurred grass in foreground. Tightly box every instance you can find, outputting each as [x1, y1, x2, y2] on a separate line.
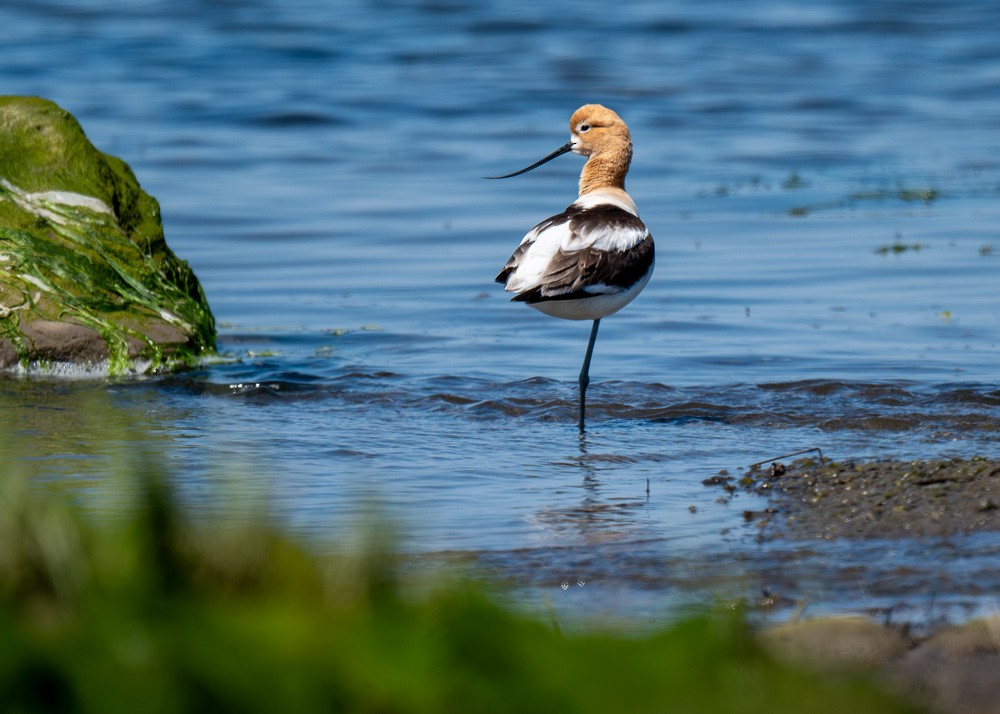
[0, 466, 918, 714]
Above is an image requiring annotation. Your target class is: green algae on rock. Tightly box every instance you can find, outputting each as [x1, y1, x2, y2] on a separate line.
[0, 96, 215, 373]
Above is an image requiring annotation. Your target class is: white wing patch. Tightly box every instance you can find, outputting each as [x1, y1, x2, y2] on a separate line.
[501, 195, 649, 296]
[504, 220, 572, 294]
[569, 220, 647, 252]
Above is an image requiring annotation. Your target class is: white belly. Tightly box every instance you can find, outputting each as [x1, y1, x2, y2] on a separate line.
[528, 269, 652, 321]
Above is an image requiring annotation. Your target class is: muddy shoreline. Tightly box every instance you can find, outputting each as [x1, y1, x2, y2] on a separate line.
[707, 457, 1000, 714]
[706, 456, 1000, 540]
[759, 614, 1000, 714]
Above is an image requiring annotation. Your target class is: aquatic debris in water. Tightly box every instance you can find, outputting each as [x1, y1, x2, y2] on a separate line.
[874, 240, 924, 255]
[789, 186, 941, 218]
[781, 172, 809, 190]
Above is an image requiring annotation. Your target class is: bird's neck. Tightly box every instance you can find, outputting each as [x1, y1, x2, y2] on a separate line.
[578, 145, 632, 196]
[573, 187, 638, 215]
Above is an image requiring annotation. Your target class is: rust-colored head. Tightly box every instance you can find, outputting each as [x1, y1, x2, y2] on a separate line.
[567, 104, 633, 194]
[568, 105, 629, 155]
[487, 104, 634, 195]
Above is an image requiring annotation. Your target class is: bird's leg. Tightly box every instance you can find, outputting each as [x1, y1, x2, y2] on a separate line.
[578, 319, 601, 432]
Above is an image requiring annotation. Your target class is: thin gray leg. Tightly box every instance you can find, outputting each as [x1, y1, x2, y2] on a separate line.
[578, 319, 601, 432]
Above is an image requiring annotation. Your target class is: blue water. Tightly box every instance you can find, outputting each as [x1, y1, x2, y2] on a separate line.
[3, 0, 1000, 628]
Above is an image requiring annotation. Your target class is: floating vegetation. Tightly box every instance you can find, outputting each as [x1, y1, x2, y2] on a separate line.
[321, 324, 384, 337]
[873, 231, 924, 256]
[699, 171, 944, 220]
[699, 175, 770, 198]
[789, 186, 941, 218]
[781, 172, 809, 190]
[849, 187, 939, 204]
[874, 240, 924, 255]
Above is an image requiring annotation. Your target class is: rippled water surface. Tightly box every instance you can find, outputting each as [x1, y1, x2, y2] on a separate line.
[2, 0, 1000, 627]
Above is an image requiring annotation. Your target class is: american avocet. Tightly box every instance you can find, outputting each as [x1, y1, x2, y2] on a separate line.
[490, 104, 654, 431]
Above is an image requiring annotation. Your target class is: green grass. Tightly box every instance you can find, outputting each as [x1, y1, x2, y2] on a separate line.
[0, 468, 918, 713]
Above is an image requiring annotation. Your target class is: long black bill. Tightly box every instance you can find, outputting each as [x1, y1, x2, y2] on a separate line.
[485, 142, 574, 179]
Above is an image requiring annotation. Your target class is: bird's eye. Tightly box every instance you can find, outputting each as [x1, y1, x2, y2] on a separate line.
[579, 124, 591, 132]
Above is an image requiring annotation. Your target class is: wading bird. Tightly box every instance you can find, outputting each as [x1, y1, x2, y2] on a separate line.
[491, 104, 654, 431]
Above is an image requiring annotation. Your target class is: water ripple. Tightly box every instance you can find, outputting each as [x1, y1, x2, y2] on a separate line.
[153, 372, 1000, 439]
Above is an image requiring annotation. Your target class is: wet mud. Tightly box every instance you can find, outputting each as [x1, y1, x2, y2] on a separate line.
[760, 614, 1000, 714]
[710, 456, 1000, 540]
[708, 457, 1000, 713]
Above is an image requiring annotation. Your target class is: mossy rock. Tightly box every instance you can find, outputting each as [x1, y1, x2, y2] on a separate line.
[0, 96, 215, 373]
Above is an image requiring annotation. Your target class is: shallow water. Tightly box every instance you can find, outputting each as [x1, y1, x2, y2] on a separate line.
[2, 0, 1000, 628]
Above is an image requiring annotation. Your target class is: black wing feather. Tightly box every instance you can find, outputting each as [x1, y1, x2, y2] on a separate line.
[496, 202, 653, 301]
[512, 234, 654, 304]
